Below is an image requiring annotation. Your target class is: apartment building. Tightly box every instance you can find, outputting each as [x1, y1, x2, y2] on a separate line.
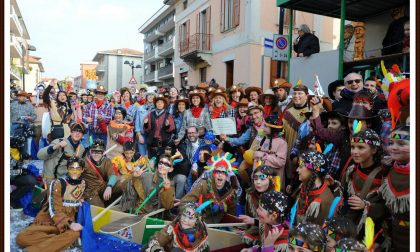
[25, 56, 45, 93]
[162, 0, 336, 90]
[92, 48, 144, 92]
[139, 5, 176, 87]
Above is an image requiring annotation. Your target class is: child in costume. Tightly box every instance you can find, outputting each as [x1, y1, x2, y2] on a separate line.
[335, 238, 367, 251]
[188, 146, 212, 190]
[112, 141, 149, 182]
[240, 191, 289, 252]
[375, 125, 410, 251]
[288, 223, 327, 252]
[293, 151, 334, 226]
[144, 202, 210, 252]
[181, 152, 240, 224]
[322, 216, 357, 252]
[16, 158, 85, 252]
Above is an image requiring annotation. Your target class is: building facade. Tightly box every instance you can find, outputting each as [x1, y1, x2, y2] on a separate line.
[139, 5, 175, 87]
[25, 56, 45, 93]
[92, 48, 144, 92]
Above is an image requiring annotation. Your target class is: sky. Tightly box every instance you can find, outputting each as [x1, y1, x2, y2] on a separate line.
[18, 0, 164, 79]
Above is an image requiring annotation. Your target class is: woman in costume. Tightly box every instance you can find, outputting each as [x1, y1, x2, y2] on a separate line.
[106, 107, 134, 160]
[288, 223, 327, 252]
[209, 88, 235, 119]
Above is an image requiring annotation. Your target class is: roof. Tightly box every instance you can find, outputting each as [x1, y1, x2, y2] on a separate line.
[277, 0, 409, 21]
[27, 56, 41, 63]
[92, 48, 144, 61]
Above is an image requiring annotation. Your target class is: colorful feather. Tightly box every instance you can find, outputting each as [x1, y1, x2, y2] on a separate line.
[315, 143, 322, 153]
[323, 143, 334, 155]
[273, 176, 281, 192]
[296, 79, 302, 86]
[289, 201, 298, 230]
[391, 64, 401, 75]
[352, 120, 361, 135]
[196, 199, 213, 213]
[364, 217, 375, 251]
[328, 197, 342, 219]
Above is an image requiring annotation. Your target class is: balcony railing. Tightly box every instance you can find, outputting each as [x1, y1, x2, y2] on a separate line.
[144, 50, 155, 61]
[10, 6, 23, 36]
[10, 65, 22, 80]
[10, 35, 23, 57]
[158, 64, 173, 78]
[144, 71, 156, 82]
[158, 40, 173, 55]
[179, 33, 212, 56]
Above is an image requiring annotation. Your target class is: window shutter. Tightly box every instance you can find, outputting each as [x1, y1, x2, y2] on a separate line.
[207, 7, 211, 50]
[234, 0, 240, 27]
[220, 0, 225, 32]
[178, 25, 182, 52]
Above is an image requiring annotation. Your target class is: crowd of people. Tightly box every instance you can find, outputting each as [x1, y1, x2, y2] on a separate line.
[10, 68, 410, 251]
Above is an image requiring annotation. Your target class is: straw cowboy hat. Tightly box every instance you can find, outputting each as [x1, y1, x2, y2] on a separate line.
[95, 85, 107, 94]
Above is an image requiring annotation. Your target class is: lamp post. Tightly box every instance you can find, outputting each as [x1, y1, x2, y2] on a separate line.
[124, 60, 142, 81]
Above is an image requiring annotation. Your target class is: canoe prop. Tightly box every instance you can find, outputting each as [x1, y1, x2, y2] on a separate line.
[77, 202, 142, 251]
[134, 182, 164, 215]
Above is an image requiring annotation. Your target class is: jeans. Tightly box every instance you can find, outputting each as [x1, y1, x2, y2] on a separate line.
[137, 134, 147, 156]
[173, 174, 187, 199]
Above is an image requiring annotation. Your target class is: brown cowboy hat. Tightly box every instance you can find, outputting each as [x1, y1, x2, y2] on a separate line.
[196, 82, 209, 92]
[236, 98, 250, 108]
[153, 94, 169, 107]
[188, 89, 205, 102]
[340, 104, 379, 120]
[247, 102, 264, 114]
[271, 78, 292, 90]
[95, 85, 108, 94]
[211, 88, 229, 101]
[16, 90, 28, 97]
[229, 85, 245, 94]
[245, 86, 263, 97]
[174, 95, 189, 107]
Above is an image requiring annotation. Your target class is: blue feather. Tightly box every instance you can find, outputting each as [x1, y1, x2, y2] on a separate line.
[173, 158, 183, 165]
[300, 120, 310, 139]
[289, 201, 298, 230]
[196, 200, 213, 213]
[328, 197, 342, 219]
[352, 119, 359, 134]
[323, 143, 334, 155]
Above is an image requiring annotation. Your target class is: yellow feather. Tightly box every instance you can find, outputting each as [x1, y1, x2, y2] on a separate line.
[364, 217, 375, 250]
[273, 176, 281, 192]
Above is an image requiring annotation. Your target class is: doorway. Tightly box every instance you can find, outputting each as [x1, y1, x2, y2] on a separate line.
[226, 60, 234, 89]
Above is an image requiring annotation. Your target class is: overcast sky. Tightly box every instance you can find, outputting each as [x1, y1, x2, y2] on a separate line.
[18, 0, 163, 79]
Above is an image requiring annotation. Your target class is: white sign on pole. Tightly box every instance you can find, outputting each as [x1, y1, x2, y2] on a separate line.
[263, 37, 274, 57]
[272, 34, 289, 61]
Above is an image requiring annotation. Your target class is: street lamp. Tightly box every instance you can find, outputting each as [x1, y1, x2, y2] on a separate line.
[124, 60, 142, 78]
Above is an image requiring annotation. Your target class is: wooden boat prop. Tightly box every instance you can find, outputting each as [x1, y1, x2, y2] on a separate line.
[91, 205, 246, 251]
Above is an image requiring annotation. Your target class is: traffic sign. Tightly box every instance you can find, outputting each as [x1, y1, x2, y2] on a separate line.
[272, 34, 289, 61]
[129, 76, 137, 85]
[262, 37, 273, 57]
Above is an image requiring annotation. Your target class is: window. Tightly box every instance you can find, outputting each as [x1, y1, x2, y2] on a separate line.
[183, 0, 188, 10]
[180, 72, 188, 87]
[179, 20, 190, 53]
[225, 60, 234, 89]
[220, 0, 240, 32]
[200, 67, 207, 82]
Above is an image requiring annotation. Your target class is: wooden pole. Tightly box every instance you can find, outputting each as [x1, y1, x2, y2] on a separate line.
[146, 222, 248, 229]
[92, 196, 122, 222]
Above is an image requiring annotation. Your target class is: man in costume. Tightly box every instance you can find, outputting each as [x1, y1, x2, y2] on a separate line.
[82, 139, 120, 207]
[16, 158, 85, 252]
[271, 78, 292, 114]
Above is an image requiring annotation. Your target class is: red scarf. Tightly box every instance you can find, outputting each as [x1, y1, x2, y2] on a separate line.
[230, 101, 237, 108]
[263, 105, 273, 117]
[191, 106, 203, 118]
[124, 101, 131, 109]
[212, 105, 227, 119]
[95, 99, 105, 108]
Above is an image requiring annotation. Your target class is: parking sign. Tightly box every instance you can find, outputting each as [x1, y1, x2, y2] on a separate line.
[272, 34, 289, 61]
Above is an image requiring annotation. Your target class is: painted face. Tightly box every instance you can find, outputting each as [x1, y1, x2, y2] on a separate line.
[264, 96, 274, 106]
[177, 101, 186, 112]
[347, 119, 367, 135]
[292, 91, 307, 107]
[155, 100, 165, 110]
[327, 118, 342, 131]
[70, 130, 84, 142]
[214, 95, 224, 107]
[180, 207, 197, 230]
[58, 92, 67, 103]
[364, 80, 377, 94]
[213, 166, 228, 190]
[248, 108, 263, 125]
[351, 142, 376, 166]
[256, 205, 277, 225]
[157, 158, 173, 177]
[231, 91, 241, 102]
[344, 73, 363, 93]
[276, 88, 288, 101]
[90, 149, 104, 162]
[67, 164, 83, 180]
[333, 86, 345, 100]
[388, 130, 410, 163]
[296, 158, 312, 182]
[114, 110, 123, 121]
[122, 91, 131, 102]
[191, 96, 201, 106]
[249, 91, 259, 103]
[252, 171, 270, 193]
[123, 150, 135, 161]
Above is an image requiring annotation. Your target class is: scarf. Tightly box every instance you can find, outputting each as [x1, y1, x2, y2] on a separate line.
[212, 105, 227, 119]
[95, 99, 105, 108]
[124, 101, 131, 109]
[155, 109, 165, 117]
[191, 106, 203, 119]
[263, 105, 273, 117]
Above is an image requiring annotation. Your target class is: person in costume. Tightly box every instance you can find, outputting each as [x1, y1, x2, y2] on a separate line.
[105, 106, 134, 159]
[82, 139, 120, 207]
[84, 85, 113, 145]
[288, 223, 327, 252]
[322, 216, 357, 252]
[38, 122, 86, 186]
[335, 238, 367, 252]
[175, 90, 212, 145]
[235, 98, 251, 136]
[112, 141, 148, 179]
[282, 84, 311, 182]
[189, 146, 213, 190]
[16, 158, 85, 252]
[144, 201, 210, 252]
[293, 151, 334, 226]
[375, 125, 410, 251]
[271, 78, 292, 114]
[118, 87, 137, 122]
[173, 95, 190, 139]
[339, 129, 386, 237]
[209, 88, 236, 119]
[229, 85, 245, 108]
[135, 89, 157, 156]
[245, 86, 263, 106]
[143, 94, 176, 159]
[254, 114, 287, 188]
[259, 89, 279, 118]
[111, 90, 121, 107]
[181, 152, 239, 224]
[132, 153, 175, 216]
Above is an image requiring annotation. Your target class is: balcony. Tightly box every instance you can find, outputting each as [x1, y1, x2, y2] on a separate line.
[10, 6, 23, 37]
[144, 71, 156, 83]
[96, 64, 106, 75]
[158, 64, 173, 80]
[158, 17, 175, 33]
[144, 30, 164, 43]
[158, 40, 174, 57]
[144, 48, 162, 63]
[179, 33, 212, 66]
[10, 65, 22, 81]
[10, 35, 23, 58]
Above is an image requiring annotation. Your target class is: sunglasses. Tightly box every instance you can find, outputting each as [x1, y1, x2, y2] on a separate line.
[158, 161, 171, 167]
[346, 79, 362, 85]
[91, 150, 104, 155]
[252, 174, 269, 181]
[213, 169, 228, 176]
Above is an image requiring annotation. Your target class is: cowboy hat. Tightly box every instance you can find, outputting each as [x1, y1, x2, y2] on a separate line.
[153, 94, 169, 107]
[196, 82, 209, 92]
[175, 95, 189, 106]
[259, 89, 276, 104]
[95, 85, 107, 94]
[211, 88, 229, 101]
[16, 90, 28, 97]
[188, 89, 205, 102]
[245, 86, 263, 97]
[340, 104, 379, 120]
[327, 80, 345, 100]
[272, 78, 292, 90]
[247, 102, 264, 114]
[236, 98, 250, 108]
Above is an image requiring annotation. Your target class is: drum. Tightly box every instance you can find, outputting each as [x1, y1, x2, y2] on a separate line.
[41, 112, 51, 138]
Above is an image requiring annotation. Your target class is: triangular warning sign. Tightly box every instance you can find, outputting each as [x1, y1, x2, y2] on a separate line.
[129, 77, 137, 85]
